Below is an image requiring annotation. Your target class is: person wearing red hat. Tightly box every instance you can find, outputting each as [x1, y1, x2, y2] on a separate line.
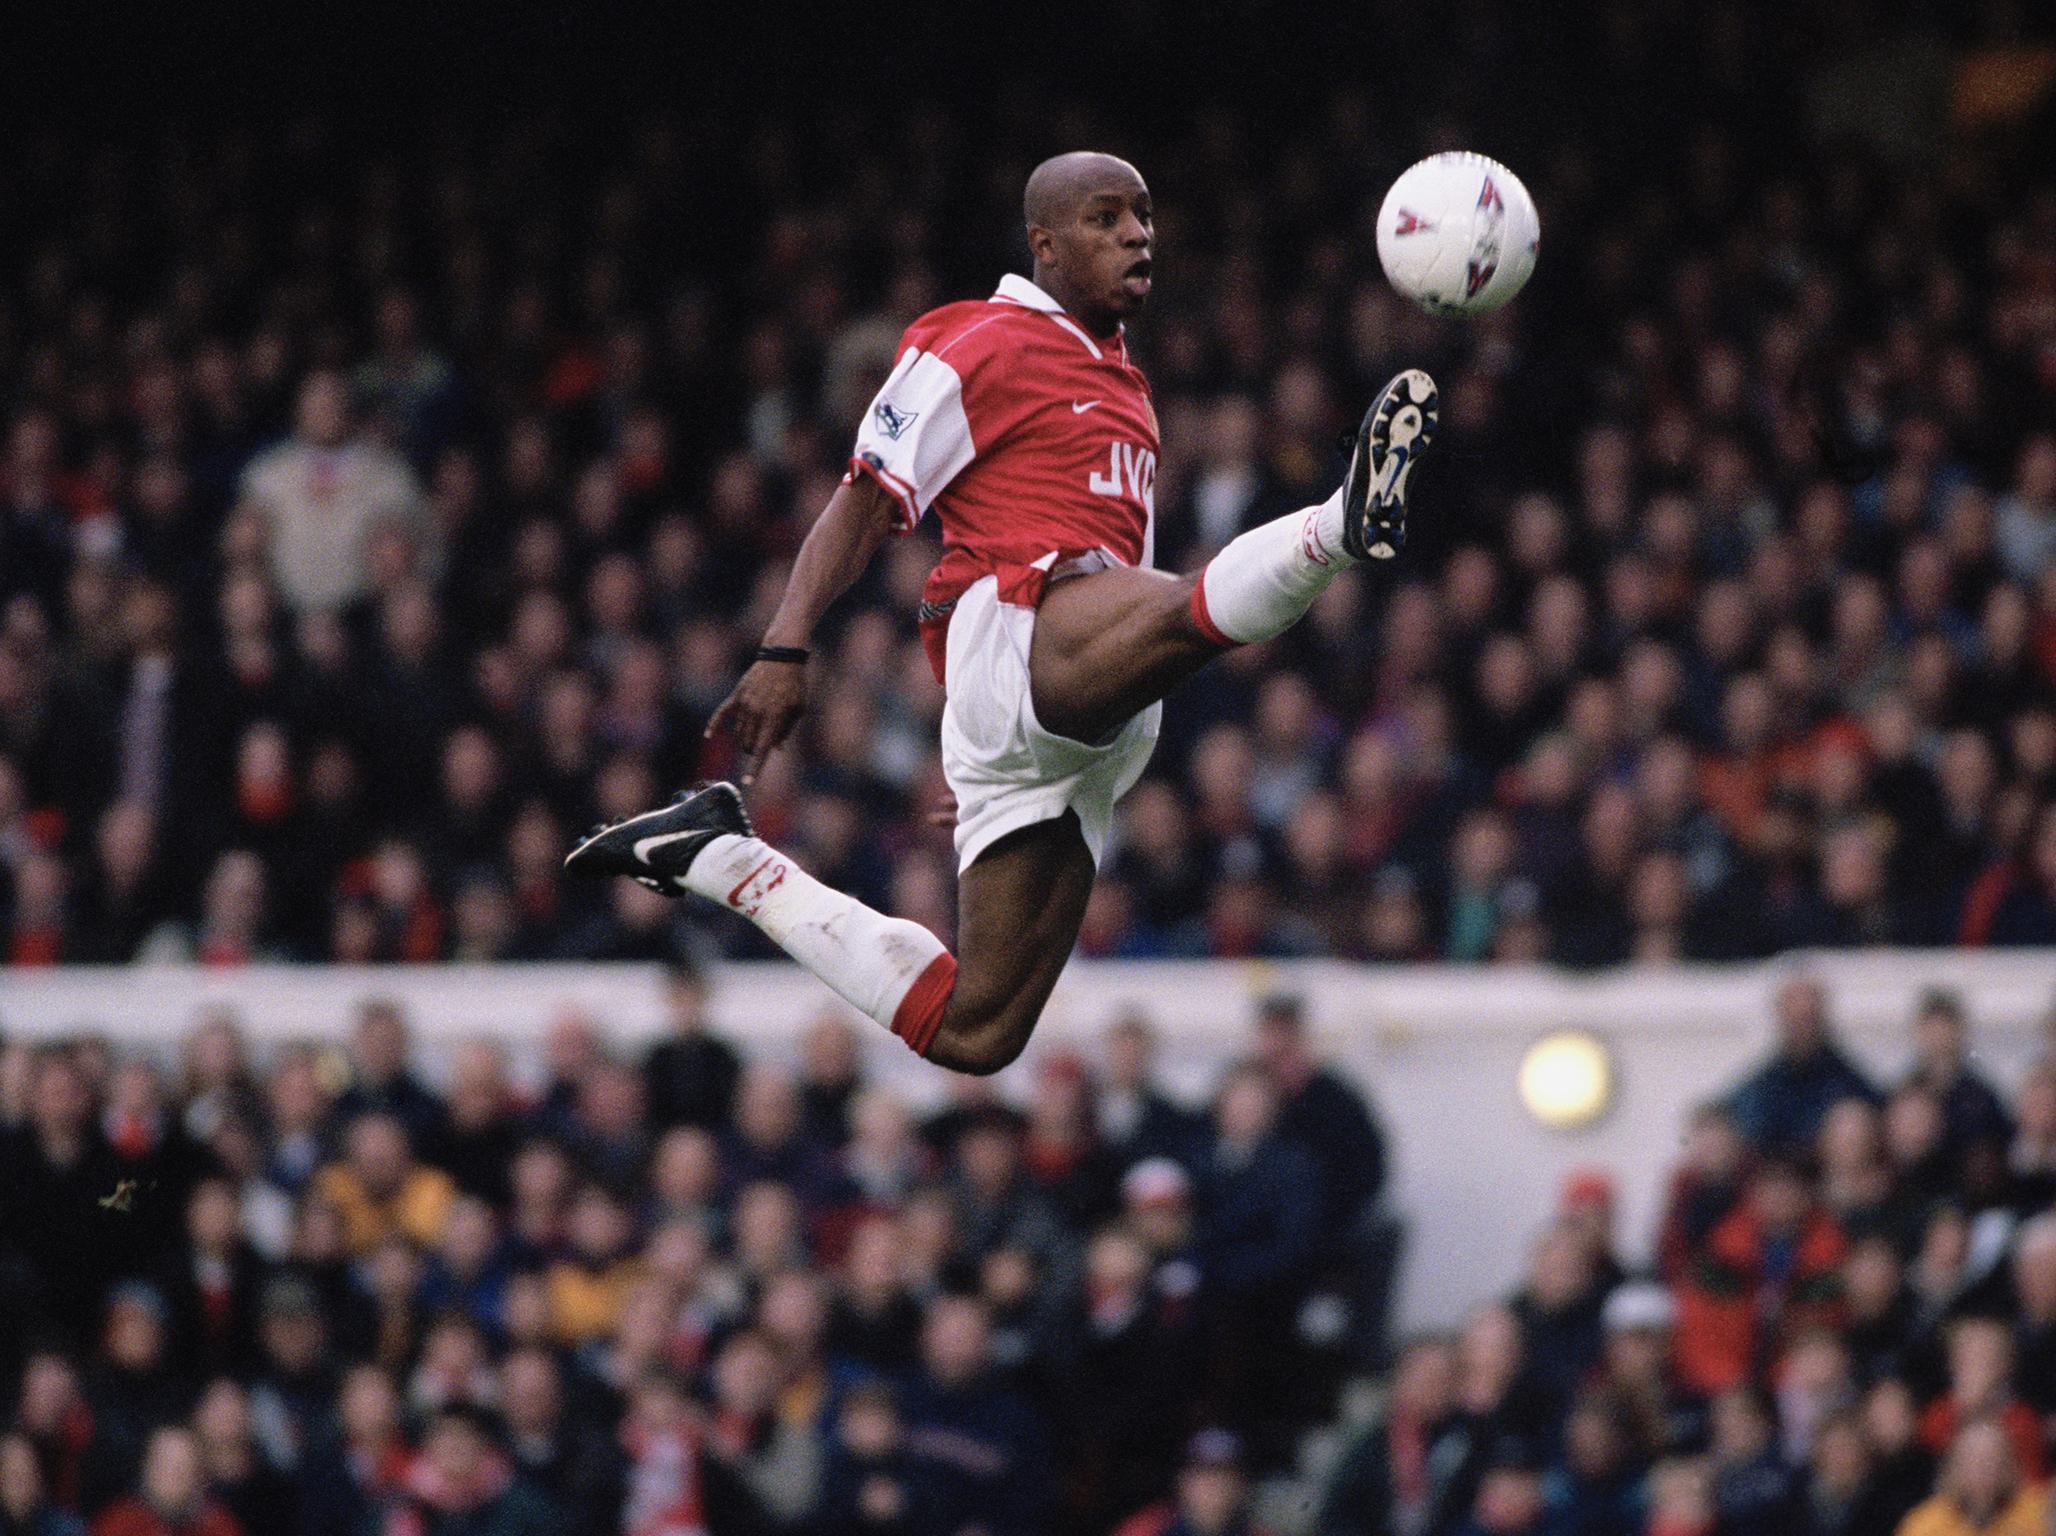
[1558, 1168, 1627, 1293]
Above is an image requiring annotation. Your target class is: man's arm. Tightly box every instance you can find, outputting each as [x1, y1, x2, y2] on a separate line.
[705, 475, 903, 783]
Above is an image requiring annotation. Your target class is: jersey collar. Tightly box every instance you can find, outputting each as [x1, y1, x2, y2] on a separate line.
[992, 273, 1124, 362]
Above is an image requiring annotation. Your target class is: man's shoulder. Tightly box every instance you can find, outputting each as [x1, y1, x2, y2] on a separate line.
[1304, 1068, 1374, 1117]
[240, 438, 299, 484]
[900, 297, 1042, 369]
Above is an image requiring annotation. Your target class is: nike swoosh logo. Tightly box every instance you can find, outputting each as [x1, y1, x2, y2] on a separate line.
[1071, 399, 1102, 414]
[633, 830, 702, 864]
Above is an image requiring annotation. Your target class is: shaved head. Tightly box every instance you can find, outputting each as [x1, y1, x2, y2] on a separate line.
[1024, 152, 1145, 232]
[1020, 152, 1154, 334]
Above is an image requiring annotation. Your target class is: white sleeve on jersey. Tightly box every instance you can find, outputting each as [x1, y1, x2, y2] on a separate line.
[849, 348, 977, 531]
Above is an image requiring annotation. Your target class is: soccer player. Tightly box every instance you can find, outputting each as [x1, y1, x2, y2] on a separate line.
[566, 152, 1436, 1074]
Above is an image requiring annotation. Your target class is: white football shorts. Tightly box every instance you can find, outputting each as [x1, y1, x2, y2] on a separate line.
[939, 569, 1161, 874]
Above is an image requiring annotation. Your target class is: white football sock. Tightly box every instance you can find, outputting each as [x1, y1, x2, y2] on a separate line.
[1192, 487, 1354, 645]
[678, 834, 956, 1054]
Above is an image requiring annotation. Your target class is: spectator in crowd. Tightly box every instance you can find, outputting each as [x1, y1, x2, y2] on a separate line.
[1095, 1012, 1203, 1174]
[295, 1366, 409, 1536]
[1193, 1064, 1322, 1462]
[1507, 1224, 1607, 1418]
[1894, 1418, 2047, 1536]
[901, 1295, 1051, 1536]
[1674, 1158, 1847, 1396]
[1706, 1385, 1795, 1533]
[1595, 1282, 1704, 1462]
[87, 1427, 238, 1536]
[1110, 1429, 1266, 1536]
[1904, 990, 2011, 1168]
[334, 1003, 446, 1152]
[157, 1180, 263, 1382]
[313, 1113, 457, 1256]
[1070, 1224, 1203, 1532]
[0, 1428, 86, 1536]
[814, 1379, 944, 1536]
[237, 372, 428, 618]
[642, 963, 741, 1134]
[188, 1381, 290, 1536]
[384, 1405, 558, 1536]
[1725, 977, 1879, 1156]
[1313, 1335, 1458, 1536]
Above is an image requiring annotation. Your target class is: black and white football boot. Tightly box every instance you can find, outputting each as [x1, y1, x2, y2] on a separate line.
[562, 781, 751, 897]
[1340, 367, 1439, 561]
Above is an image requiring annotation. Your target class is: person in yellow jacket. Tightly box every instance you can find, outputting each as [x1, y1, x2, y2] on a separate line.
[545, 1183, 644, 1343]
[1898, 1418, 2049, 1536]
[312, 1112, 457, 1255]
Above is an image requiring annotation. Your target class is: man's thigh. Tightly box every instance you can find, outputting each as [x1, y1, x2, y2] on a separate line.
[1029, 566, 1221, 743]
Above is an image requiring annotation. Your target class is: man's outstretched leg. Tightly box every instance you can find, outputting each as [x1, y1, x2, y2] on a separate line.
[563, 785, 1091, 1075]
[1030, 367, 1438, 743]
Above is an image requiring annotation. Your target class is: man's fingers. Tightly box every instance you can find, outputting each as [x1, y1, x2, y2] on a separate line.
[704, 695, 737, 740]
[742, 705, 802, 786]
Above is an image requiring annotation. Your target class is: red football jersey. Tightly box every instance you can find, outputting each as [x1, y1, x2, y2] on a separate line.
[848, 274, 1159, 683]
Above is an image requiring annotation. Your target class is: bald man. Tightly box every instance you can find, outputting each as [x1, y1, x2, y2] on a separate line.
[568, 152, 1438, 1074]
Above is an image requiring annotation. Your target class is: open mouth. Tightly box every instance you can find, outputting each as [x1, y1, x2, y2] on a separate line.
[1123, 257, 1154, 289]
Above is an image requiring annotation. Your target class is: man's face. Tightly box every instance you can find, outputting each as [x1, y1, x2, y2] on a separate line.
[142, 1431, 203, 1515]
[425, 1422, 488, 1496]
[355, 1010, 407, 1079]
[263, 1310, 324, 1370]
[31, 1057, 88, 1136]
[1776, 979, 1826, 1055]
[1753, 1169, 1809, 1231]
[501, 1354, 560, 1434]
[959, 1127, 1017, 1194]
[1032, 167, 1153, 320]
[1104, 1023, 1152, 1088]
[349, 1119, 409, 1194]
[1916, 1009, 1963, 1065]
[1215, 1072, 1275, 1145]
[1254, 1016, 1300, 1075]
[1176, 1465, 1245, 1535]
[296, 374, 350, 448]
[922, 1300, 989, 1386]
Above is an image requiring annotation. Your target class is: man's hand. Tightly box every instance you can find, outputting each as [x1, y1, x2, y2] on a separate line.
[705, 660, 807, 785]
[703, 476, 900, 786]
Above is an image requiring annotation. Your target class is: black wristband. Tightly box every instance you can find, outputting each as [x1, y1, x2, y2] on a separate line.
[755, 645, 810, 665]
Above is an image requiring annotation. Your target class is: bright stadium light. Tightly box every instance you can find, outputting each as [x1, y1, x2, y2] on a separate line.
[1518, 1030, 1614, 1130]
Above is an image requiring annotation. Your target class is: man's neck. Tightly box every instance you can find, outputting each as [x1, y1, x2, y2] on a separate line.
[1029, 266, 1117, 339]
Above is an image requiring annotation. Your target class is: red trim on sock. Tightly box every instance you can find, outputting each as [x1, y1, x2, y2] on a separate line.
[890, 950, 957, 1057]
[1189, 570, 1236, 649]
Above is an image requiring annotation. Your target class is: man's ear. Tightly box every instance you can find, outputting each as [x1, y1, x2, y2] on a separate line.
[1025, 224, 1054, 266]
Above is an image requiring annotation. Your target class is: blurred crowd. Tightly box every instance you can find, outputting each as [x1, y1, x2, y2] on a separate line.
[0, 978, 1398, 1536]
[2, 4, 2054, 969]
[1311, 976, 2056, 1536]
[13, 973, 2056, 1535]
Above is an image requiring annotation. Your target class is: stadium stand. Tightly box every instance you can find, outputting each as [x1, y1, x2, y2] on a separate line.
[2, 0, 2054, 1532]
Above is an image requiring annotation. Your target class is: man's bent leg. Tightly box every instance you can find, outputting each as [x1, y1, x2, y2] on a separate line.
[669, 813, 1091, 1076]
[924, 813, 1097, 1075]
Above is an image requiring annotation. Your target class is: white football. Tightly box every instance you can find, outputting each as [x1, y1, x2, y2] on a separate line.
[1376, 152, 1540, 317]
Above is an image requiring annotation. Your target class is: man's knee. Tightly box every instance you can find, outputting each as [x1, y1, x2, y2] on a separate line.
[928, 1000, 1036, 1076]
